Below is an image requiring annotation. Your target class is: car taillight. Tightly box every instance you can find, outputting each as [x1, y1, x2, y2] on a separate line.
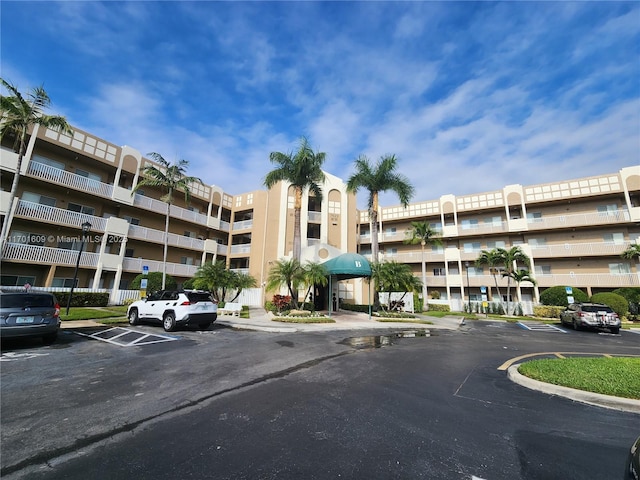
[180, 301, 191, 306]
[54, 303, 60, 318]
[578, 312, 585, 317]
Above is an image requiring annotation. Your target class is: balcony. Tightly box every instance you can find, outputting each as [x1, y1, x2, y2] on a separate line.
[232, 219, 253, 230]
[27, 161, 114, 198]
[2, 243, 99, 267]
[526, 210, 631, 230]
[133, 194, 208, 225]
[13, 200, 108, 232]
[127, 224, 205, 251]
[530, 241, 633, 258]
[230, 244, 251, 255]
[121, 257, 198, 277]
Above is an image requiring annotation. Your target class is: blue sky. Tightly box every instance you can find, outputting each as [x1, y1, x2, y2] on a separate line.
[2, 1, 639, 208]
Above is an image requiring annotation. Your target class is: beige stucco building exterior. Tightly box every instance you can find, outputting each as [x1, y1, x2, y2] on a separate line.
[1, 123, 638, 308]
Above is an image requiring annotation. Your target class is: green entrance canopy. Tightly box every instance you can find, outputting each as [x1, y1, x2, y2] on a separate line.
[321, 253, 372, 318]
[321, 253, 371, 280]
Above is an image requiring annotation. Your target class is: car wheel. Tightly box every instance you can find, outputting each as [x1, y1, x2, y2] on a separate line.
[128, 308, 139, 325]
[610, 327, 620, 335]
[42, 332, 57, 345]
[163, 312, 176, 332]
[199, 322, 212, 331]
[573, 319, 581, 331]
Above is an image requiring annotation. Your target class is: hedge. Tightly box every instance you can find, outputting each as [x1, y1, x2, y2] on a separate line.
[54, 292, 109, 307]
[590, 292, 629, 318]
[533, 305, 565, 319]
[426, 303, 450, 312]
[540, 286, 588, 306]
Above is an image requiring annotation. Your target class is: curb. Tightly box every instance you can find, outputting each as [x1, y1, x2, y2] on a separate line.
[507, 363, 640, 414]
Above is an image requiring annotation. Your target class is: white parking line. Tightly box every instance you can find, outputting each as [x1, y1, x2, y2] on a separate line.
[517, 322, 567, 333]
[74, 327, 179, 346]
[0, 351, 50, 362]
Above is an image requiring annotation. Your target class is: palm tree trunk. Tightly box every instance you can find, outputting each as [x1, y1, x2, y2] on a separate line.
[0, 127, 27, 257]
[293, 187, 302, 261]
[162, 203, 170, 290]
[370, 192, 380, 261]
[491, 271, 505, 312]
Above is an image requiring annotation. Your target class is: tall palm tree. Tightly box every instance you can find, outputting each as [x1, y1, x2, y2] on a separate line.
[264, 137, 326, 262]
[404, 221, 442, 308]
[346, 154, 414, 262]
[131, 153, 201, 289]
[370, 261, 421, 312]
[621, 244, 640, 261]
[266, 258, 306, 309]
[475, 249, 506, 309]
[503, 269, 537, 314]
[0, 79, 72, 255]
[497, 246, 531, 315]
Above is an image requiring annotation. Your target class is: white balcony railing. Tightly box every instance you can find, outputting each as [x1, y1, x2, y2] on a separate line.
[531, 241, 632, 258]
[127, 225, 205, 251]
[230, 244, 251, 255]
[27, 162, 114, 198]
[133, 194, 209, 225]
[121, 257, 198, 277]
[14, 200, 108, 232]
[232, 219, 253, 230]
[2, 243, 99, 267]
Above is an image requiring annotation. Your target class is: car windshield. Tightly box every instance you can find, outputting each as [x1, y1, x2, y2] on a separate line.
[1, 294, 54, 308]
[187, 292, 213, 303]
[582, 305, 613, 313]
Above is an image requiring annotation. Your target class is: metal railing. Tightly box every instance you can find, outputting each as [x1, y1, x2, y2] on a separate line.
[14, 200, 108, 232]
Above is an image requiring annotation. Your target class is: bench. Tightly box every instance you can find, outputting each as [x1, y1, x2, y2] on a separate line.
[219, 302, 242, 316]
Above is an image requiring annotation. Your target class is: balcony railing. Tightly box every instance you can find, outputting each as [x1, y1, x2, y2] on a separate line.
[127, 225, 205, 251]
[2, 243, 99, 267]
[133, 194, 209, 225]
[27, 161, 114, 198]
[530, 241, 632, 258]
[232, 219, 253, 230]
[121, 257, 198, 277]
[230, 244, 251, 255]
[14, 200, 108, 232]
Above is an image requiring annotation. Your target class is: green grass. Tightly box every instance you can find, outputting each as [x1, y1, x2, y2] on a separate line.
[60, 306, 128, 321]
[376, 318, 434, 325]
[518, 357, 640, 399]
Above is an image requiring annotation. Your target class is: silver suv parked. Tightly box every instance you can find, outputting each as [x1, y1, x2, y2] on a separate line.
[0, 291, 61, 344]
[127, 290, 218, 332]
[560, 302, 620, 334]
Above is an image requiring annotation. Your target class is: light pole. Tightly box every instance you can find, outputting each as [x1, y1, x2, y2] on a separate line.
[465, 261, 471, 313]
[66, 221, 92, 315]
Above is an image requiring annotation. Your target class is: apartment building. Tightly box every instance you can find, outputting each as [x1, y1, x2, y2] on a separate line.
[1, 122, 638, 308]
[0, 123, 358, 306]
[357, 166, 640, 309]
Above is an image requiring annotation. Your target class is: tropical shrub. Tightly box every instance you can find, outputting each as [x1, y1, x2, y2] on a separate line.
[533, 305, 565, 319]
[130, 272, 177, 293]
[590, 292, 629, 318]
[426, 303, 450, 312]
[539, 286, 588, 306]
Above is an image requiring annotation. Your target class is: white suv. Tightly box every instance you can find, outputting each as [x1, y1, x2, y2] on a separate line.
[127, 290, 218, 332]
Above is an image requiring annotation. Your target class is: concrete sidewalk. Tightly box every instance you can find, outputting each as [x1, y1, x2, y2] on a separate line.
[215, 307, 464, 333]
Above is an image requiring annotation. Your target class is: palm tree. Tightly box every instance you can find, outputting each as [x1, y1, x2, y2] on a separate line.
[371, 261, 421, 313]
[301, 261, 328, 311]
[621, 244, 640, 261]
[497, 246, 532, 315]
[475, 249, 506, 310]
[503, 269, 537, 315]
[193, 261, 257, 303]
[266, 258, 306, 309]
[404, 221, 442, 308]
[131, 153, 201, 289]
[264, 137, 326, 261]
[0, 79, 72, 255]
[346, 155, 414, 262]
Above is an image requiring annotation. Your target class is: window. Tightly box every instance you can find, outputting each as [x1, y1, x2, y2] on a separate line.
[597, 204, 618, 216]
[603, 233, 624, 245]
[384, 247, 398, 255]
[609, 263, 631, 275]
[32, 154, 65, 170]
[433, 268, 446, 276]
[384, 227, 397, 235]
[486, 240, 506, 249]
[75, 168, 101, 182]
[529, 238, 546, 247]
[468, 266, 483, 276]
[67, 203, 95, 216]
[1, 275, 36, 286]
[431, 245, 444, 254]
[184, 231, 196, 238]
[535, 265, 552, 275]
[527, 212, 542, 223]
[429, 222, 442, 231]
[463, 242, 481, 253]
[461, 219, 478, 230]
[125, 248, 135, 257]
[9, 231, 46, 246]
[22, 192, 56, 207]
[180, 256, 194, 265]
[187, 206, 201, 213]
[123, 216, 140, 225]
[485, 216, 502, 226]
[52, 278, 76, 288]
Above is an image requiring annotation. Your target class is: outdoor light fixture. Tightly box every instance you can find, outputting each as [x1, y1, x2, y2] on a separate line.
[66, 221, 92, 315]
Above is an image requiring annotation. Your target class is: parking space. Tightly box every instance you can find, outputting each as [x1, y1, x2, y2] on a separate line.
[517, 321, 567, 333]
[73, 327, 180, 347]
